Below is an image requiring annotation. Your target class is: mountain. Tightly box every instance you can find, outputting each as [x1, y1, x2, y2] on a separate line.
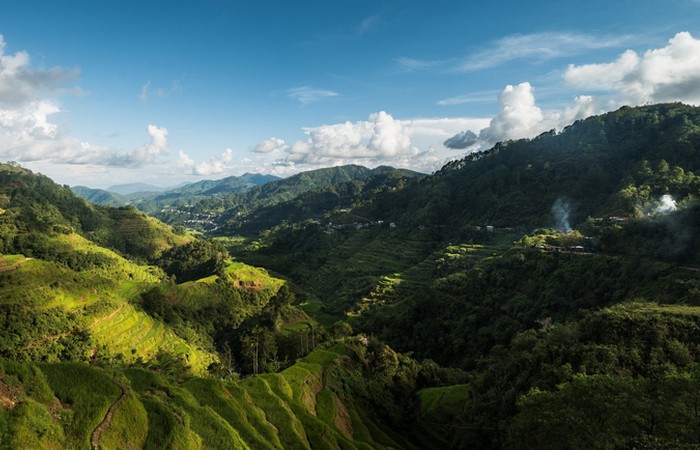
[216, 165, 425, 234]
[237, 103, 700, 448]
[106, 182, 168, 195]
[164, 172, 280, 196]
[0, 161, 458, 449]
[70, 185, 130, 207]
[328, 103, 696, 234]
[159, 164, 425, 232]
[73, 173, 281, 215]
[5, 103, 700, 449]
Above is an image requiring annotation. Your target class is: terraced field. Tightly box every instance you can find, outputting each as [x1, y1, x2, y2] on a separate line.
[89, 303, 217, 375]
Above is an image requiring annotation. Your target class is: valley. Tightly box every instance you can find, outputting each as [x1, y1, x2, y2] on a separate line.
[2, 103, 700, 448]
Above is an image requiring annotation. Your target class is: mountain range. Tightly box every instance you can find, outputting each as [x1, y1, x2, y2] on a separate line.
[2, 103, 700, 449]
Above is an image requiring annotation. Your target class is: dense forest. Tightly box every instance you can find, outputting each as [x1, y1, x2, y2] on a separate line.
[2, 103, 700, 448]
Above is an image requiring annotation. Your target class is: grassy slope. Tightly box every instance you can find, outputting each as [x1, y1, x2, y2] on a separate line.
[0, 343, 415, 449]
[0, 233, 293, 376]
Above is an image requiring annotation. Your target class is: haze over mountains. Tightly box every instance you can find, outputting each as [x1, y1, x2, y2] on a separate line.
[2, 103, 700, 448]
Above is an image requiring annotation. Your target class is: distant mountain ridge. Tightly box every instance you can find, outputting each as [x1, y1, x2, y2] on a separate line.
[70, 185, 130, 207]
[72, 172, 281, 212]
[159, 164, 425, 232]
[106, 182, 168, 195]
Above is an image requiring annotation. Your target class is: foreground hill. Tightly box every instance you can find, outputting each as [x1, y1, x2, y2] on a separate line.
[0, 342, 460, 449]
[0, 162, 466, 448]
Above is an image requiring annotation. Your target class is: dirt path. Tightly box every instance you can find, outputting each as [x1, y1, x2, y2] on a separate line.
[91, 378, 129, 450]
[0, 257, 32, 273]
[88, 304, 125, 329]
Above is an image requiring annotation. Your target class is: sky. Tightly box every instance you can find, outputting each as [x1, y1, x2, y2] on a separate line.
[1, 0, 700, 188]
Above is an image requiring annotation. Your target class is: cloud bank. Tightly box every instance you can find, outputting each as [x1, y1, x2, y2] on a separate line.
[444, 32, 700, 153]
[0, 35, 172, 169]
[564, 31, 700, 105]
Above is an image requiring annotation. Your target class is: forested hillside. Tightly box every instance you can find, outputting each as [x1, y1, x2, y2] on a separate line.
[238, 103, 700, 448]
[3, 103, 700, 449]
[0, 161, 454, 449]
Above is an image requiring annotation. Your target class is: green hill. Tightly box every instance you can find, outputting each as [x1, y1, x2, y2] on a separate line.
[158, 164, 424, 233]
[70, 186, 130, 207]
[235, 103, 700, 448]
[5, 103, 700, 449]
[0, 341, 461, 449]
[0, 163, 190, 261]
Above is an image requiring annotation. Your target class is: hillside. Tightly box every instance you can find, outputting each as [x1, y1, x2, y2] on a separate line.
[72, 173, 281, 218]
[357, 103, 700, 231]
[4, 103, 700, 449]
[235, 103, 700, 448]
[70, 186, 130, 207]
[152, 164, 424, 233]
[0, 341, 463, 449]
[0, 163, 464, 449]
[0, 163, 190, 261]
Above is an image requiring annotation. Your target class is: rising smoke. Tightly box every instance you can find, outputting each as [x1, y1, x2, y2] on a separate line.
[552, 198, 572, 232]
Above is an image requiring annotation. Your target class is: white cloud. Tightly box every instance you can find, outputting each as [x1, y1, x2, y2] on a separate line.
[193, 148, 234, 175]
[564, 31, 700, 105]
[286, 86, 339, 105]
[177, 150, 194, 167]
[459, 32, 632, 72]
[253, 137, 288, 154]
[286, 111, 414, 164]
[437, 91, 499, 106]
[249, 113, 490, 174]
[478, 83, 545, 143]
[442, 84, 598, 148]
[0, 35, 80, 104]
[139, 79, 182, 103]
[114, 124, 170, 166]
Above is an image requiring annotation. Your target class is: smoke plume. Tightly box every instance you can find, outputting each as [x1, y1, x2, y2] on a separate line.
[552, 198, 571, 232]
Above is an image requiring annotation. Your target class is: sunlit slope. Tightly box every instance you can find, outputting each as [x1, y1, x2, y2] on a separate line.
[0, 343, 419, 449]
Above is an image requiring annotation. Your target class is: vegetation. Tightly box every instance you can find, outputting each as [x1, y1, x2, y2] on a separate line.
[3, 103, 700, 448]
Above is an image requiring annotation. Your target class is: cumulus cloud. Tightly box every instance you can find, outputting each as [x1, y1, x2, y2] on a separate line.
[249, 114, 490, 175]
[192, 148, 234, 175]
[478, 83, 546, 143]
[178, 150, 194, 167]
[285, 111, 414, 164]
[0, 35, 172, 169]
[116, 125, 170, 165]
[286, 86, 338, 105]
[564, 31, 700, 105]
[0, 35, 80, 104]
[443, 130, 478, 149]
[253, 137, 288, 154]
[444, 84, 598, 149]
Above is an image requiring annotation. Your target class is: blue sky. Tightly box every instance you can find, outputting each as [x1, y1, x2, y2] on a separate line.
[1, 0, 700, 188]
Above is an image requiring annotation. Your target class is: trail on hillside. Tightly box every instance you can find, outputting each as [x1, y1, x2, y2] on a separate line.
[88, 305, 125, 329]
[91, 377, 129, 450]
[0, 257, 32, 273]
